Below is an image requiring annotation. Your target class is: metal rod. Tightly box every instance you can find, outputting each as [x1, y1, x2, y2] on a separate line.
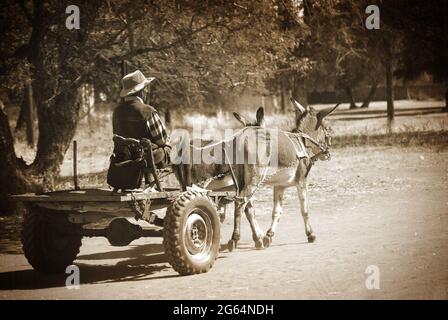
[73, 140, 79, 190]
[81, 228, 163, 238]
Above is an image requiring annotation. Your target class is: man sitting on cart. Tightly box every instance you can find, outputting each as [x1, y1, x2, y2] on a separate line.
[112, 70, 171, 187]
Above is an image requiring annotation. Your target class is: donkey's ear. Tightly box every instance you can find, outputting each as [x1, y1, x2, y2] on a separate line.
[255, 107, 265, 126]
[290, 97, 306, 114]
[317, 103, 340, 121]
[233, 112, 248, 126]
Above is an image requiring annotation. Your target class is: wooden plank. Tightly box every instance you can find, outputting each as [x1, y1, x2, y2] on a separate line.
[11, 188, 180, 203]
[37, 202, 134, 214]
[37, 200, 173, 213]
[10, 188, 235, 203]
[207, 191, 235, 197]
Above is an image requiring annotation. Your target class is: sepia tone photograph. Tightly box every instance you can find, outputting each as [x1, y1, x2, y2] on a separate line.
[0, 0, 447, 303]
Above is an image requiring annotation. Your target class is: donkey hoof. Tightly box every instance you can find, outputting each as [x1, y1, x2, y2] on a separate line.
[307, 234, 316, 243]
[255, 239, 265, 250]
[228, 239, 237, 252]
[266, 229, 275, 237]
[263, 235, 272, 248]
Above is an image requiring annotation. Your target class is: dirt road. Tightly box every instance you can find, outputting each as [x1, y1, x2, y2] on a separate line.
[0, 146, 447, 299]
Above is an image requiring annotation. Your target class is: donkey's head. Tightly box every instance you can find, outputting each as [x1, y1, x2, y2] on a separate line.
[290, 97, 339, 159]
[233, 107, 265, 127]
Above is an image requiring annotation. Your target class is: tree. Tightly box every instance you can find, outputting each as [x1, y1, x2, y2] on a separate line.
[301, 0, 400, 117]
[381, 0, 448, 110]
[264, 0, 311, 110]
[0, 0, 296, 214]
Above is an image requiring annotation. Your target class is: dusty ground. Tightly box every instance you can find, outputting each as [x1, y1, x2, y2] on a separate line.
[0, 145, 447, 299]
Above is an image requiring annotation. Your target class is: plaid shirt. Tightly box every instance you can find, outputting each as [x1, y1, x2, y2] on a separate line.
[123, 96, 168, 147]
[146, 110, 168, 147]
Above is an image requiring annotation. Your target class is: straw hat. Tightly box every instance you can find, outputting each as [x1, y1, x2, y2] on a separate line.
[119, 70, 155, 98]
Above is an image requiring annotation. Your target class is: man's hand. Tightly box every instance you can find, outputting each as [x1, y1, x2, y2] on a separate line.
[140, 138, 159, 150]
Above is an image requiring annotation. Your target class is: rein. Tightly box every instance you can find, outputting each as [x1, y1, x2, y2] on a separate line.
[289, 127, 332, 177]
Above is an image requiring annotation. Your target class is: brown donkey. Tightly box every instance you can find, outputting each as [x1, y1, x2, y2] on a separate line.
[172, 107, 265, 192]
[228, 98, 339, 250]
[170, 108, 266, 222]
[171, 101, 338, 249]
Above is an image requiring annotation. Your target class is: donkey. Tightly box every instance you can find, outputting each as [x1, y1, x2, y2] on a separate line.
[171, 101, 338, 249]
[233, 107, 266, 128]
[172, 107, 265, 191]
[228, 98, 339, 250]
[170, 108, 266, 221]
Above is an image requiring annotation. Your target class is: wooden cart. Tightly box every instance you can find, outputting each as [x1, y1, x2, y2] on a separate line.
[11, 136, 236, 275]
[11, 187, 234, 276]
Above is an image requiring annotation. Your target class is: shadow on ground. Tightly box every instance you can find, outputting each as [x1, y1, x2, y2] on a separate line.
[0, 240, 241, 291]
[0, 243, 178, 290]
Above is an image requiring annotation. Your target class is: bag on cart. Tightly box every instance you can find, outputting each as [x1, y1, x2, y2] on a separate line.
[107, 135, 146, 190]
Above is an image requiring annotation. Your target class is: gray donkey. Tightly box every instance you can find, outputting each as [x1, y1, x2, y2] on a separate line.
[171, 100, 338, 250]
[172, 107, 265, 192]
[228, 98, 339, 250]
[170, 108, 265, 221]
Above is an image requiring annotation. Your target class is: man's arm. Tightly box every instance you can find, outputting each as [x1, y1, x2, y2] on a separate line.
[146, 112, 168, 147]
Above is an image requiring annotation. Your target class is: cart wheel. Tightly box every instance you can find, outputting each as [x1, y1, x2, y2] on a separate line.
[163, 191, 220, 275]
[21, 206, 82, 274]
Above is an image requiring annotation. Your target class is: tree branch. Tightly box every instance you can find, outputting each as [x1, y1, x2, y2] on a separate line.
[110, 18, 218, 62]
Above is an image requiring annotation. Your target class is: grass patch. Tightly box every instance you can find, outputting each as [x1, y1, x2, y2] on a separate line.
[333, 130, 448, 148]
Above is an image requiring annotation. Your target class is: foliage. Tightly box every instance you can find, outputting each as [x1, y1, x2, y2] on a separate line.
[381, 0, 448, 84]
[0, 0, 305, 214]
[1, 1, 300, 109]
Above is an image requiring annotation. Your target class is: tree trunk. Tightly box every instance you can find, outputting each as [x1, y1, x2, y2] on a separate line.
[361, 82, 378, 108]
[280, 79, 286, 113]
[121, 60, 128, 77]
[445, 86, 448, 112]
[385, 58, 394, 122]
[0, 77, 80, 215]
[24, 82, 35, 146]
[0, 108, 41, 215]
[15, 82, 35, 144]
[32, 85, 80, 180]
[384, 39, 395, 126]
[127, 10, 135, 52]
[15, 100, 25, 131]
[0, 1, 101, 215]
[292, 80, 308, 109]
[345, 87, 358, 109]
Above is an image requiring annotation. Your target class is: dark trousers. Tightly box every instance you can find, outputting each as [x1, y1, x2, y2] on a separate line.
[143, 145, 171, 185]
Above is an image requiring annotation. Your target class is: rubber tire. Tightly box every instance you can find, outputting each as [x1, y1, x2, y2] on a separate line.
[163, 191, 220, 275]
[21, 206, 82, 274]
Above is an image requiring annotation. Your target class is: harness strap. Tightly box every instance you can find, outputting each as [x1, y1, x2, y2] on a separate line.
[223, 148, 240, 194]
[289, 129, 331, 177]
[234, 166, 268, 208]
[285, 133, 309, 160]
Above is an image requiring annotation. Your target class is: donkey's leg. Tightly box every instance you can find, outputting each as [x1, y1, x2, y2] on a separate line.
[297, 180, 316, 243]
[266, 186, 285, 239]
[231, 199, 244, 242]
[228, 195, 246, 252]
[244, 200, 265, 249]
[227, 164, 246, 252]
